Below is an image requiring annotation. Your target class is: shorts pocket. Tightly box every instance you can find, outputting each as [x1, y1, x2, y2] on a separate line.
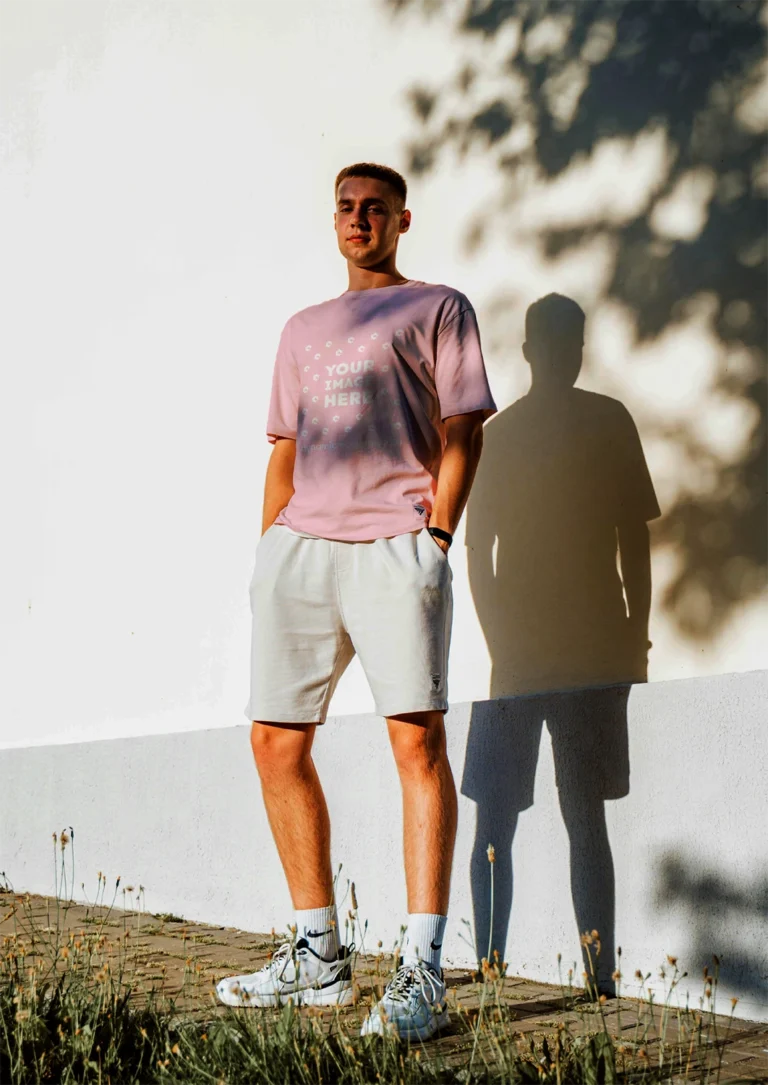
[418, 530, 451, 582]
[423, 529, 449, 561]
[250, 524, 284, 587]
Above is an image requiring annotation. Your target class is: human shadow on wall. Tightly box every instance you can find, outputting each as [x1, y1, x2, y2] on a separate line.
[462, 294, 661, 991]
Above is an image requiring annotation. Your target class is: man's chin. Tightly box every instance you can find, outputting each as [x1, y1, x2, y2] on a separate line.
[343, 246, 378, 266]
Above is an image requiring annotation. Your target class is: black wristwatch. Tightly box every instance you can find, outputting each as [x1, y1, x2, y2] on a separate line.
[428, 526, 453, 549]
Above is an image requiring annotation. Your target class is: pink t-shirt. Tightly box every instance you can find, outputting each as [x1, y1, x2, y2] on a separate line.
[267, 280, 497, 541]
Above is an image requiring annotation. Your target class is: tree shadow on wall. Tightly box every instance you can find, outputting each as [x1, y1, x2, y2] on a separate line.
[461, 293, 660, 990]
[656, 854, 768, 1005]
[386, 0, 767, 644]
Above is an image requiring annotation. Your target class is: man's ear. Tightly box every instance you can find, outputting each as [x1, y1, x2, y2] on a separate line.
[399, 208, 411, 235]
[522, 340, 532, 365]
[333, 211, 337, 229]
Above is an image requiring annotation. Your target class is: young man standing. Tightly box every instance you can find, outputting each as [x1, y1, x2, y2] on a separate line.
[217, 163, 496, 1040]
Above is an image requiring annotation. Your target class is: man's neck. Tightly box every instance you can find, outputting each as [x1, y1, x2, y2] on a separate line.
[346, 262, 409, 292]
[528, 378, 578, 400]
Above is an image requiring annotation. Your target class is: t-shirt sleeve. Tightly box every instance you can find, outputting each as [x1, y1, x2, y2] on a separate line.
[266, 319, 299, 443]
[613, 404, 661, 523]
[435, 300, 497, 422]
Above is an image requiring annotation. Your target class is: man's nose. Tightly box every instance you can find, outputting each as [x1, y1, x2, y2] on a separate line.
[350, 208, 370, 230]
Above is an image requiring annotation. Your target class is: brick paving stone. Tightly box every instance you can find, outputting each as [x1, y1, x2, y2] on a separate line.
[2, 891, 767, 1079]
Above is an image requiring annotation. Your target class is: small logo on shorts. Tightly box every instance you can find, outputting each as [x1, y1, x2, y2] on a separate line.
[431, 673, 441, 690]
[414, 504, 426, 516]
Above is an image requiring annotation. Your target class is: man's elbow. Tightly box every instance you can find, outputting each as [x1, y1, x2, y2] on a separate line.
[618, 518, 650, 549]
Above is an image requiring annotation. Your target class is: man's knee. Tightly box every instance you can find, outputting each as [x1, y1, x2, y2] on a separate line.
[250, 721, 314, 778]
[389, 712, 448, 776]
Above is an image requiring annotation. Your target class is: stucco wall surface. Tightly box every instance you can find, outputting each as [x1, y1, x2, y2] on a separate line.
[2, 670, 766, 1021]
[2, 0, 766, 750]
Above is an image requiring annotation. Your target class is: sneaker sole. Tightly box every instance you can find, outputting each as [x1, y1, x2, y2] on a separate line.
[291, 981, 355, 1008]
[360, 1007, 450, 1041]
[217, 979, 354, 1009]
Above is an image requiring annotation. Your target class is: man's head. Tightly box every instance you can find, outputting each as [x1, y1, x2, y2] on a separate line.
[334, 163, 410, 269]
[523, 294, 586, 388]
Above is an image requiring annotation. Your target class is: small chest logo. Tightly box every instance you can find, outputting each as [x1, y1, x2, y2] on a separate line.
[431, 673, 441, 690]
[414, 504, 426, 516]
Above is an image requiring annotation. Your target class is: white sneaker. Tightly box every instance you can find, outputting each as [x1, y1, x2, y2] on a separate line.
[216, 938, 355, 1008]
[360, 961, 450, 1041]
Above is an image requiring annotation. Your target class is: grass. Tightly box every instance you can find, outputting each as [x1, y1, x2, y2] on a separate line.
[0, 834, 754, 1083]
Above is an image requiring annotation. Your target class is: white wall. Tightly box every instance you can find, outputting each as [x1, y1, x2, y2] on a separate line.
[2, 0, 766, 749]
[2, 672, 766, 1021]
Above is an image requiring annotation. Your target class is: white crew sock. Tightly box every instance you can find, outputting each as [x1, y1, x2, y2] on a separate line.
[294, 905, 339, 960]
[402, 913, 447, 972]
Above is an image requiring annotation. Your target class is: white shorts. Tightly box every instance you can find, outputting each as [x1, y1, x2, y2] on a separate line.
[244, 525, 453, 723]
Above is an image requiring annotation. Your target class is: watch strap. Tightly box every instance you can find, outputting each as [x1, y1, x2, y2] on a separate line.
[428, 526, 453, 548]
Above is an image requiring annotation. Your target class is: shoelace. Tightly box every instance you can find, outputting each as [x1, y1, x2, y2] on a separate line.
[385, 961, 442, 1005]
[257, 941, 294, 975]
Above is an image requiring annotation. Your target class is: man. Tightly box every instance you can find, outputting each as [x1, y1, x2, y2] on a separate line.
[217, 163, 496, 1040]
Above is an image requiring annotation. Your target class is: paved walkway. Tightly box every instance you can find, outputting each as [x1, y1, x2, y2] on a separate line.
[2, 893, 767, 1082]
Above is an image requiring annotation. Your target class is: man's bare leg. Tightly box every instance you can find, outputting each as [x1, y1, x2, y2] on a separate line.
[386, 710, 458, 915]
[216, 722, 349, 1007]
[358, 711, 456, 1036]
[250, 721, 333, 909]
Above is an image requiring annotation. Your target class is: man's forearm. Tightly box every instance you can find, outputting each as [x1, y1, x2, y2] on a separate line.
[262, 438, 296, 535]
[618, 521, 651, 635]
[430, 415, 485, 537]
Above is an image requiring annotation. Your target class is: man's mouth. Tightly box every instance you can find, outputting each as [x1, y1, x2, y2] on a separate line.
[348, 235, 369, 243]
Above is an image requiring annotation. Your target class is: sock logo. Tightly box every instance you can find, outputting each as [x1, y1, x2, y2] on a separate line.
[305, 928, 334, 939]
